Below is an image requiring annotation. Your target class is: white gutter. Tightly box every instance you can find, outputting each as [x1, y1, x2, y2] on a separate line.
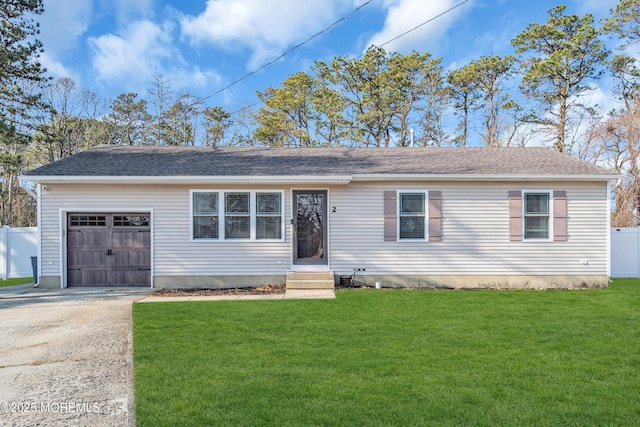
[351, 173, 621, 182]
[19, 175, 354, 185]
[20, 173, 621, 185]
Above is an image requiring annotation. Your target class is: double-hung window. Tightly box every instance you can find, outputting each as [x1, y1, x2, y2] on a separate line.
[225, 192, 250, 239]
[191, 190, 283, 240]
[399, 192, 427, 240]
[256, 193, 282, 239]
[193, 192, 219, 239]
[523, 192, 550, 239]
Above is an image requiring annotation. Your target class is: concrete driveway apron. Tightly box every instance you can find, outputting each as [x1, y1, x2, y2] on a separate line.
[0, 285, 150, 427]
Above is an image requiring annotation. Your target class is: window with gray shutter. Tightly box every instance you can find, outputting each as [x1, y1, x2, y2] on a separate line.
[509, 190, 565, 241]
[385, 190, 441, 242]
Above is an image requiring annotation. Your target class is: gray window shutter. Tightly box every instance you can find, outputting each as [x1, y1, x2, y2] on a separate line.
[508, 190, 522, 241]
[428, 191, 442, 242]
[553, 190, 567, 241]
[384, 191, 397, 241]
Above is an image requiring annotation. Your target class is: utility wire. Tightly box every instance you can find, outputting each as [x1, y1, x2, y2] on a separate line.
[228, 0, 471, 117]
[377, 0, 470, 50]
[230, 99, 264, 116]
[195, 0, 374, 106]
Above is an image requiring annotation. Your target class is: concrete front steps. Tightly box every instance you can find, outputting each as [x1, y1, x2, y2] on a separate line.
[286, 271, 335, 290]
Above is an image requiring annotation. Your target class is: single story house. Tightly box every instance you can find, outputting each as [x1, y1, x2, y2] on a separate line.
[22, 145, 618, 290]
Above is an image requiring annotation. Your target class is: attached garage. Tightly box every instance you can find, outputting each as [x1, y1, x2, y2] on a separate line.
[23, 146, 619, 290]
[67, 213, 151, 287]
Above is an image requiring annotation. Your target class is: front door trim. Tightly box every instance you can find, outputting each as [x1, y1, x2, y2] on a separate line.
[291, 189, 329, 271]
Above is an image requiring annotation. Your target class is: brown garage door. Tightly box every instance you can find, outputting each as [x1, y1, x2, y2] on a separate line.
[67, 213, 151, 287]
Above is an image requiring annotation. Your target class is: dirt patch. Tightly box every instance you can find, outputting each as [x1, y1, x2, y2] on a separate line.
[149, 285, 453, 297]
[150, 284, 286, 297]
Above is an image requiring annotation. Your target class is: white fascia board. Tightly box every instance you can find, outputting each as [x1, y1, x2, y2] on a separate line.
[20, 173, 621, 184]
[19, 175, 353, 185]
[351, 173, 621, 182]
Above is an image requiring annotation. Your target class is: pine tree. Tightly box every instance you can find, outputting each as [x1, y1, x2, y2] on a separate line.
[0, 0, 49, 226]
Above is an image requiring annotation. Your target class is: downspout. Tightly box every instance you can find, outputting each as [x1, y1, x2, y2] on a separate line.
[607, 179, 619, 283]
[19, 180, 39, 287]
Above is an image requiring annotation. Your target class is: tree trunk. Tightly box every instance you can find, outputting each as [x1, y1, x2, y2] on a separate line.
[556, 95, 568, 152]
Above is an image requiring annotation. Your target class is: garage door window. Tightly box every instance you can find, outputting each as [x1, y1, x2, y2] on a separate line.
[69, 214, 107, 227]
[113, 215, 149, 227]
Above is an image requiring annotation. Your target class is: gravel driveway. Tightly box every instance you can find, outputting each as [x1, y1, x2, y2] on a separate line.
[0, 285, 150, 426]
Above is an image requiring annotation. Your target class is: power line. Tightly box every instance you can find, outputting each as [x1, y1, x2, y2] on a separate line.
[228, 0, 472, 118]
[377, 0, 470, 50]
[230, 99, 263, 116]
[195, 0, 374, 106]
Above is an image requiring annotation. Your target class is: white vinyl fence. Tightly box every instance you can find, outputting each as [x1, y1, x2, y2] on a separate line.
[611, 227, 640, 278]
[0, 226, 38, 280]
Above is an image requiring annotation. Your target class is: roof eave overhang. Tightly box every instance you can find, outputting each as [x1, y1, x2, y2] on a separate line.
[19, 175, 354, 185]
[20, 173, 621, 184]
[350, 173, 621, 182]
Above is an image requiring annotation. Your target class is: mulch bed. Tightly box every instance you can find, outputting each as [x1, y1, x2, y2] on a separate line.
[150, 284, 286, 297]
[149, 284, 458, 297]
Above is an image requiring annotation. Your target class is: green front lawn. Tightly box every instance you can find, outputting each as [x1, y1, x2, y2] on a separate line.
[0, 277, 33, 288]
[133, 280, 640, 426]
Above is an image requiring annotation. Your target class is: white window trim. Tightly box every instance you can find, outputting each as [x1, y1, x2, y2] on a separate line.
[397, 190, 428, 242]
[522, 189, 553, 242]
[255, 192, 285, 241]
[224, 191, 251, 240]
[190, 190, 221, 241]
[190, 190, 285, 242]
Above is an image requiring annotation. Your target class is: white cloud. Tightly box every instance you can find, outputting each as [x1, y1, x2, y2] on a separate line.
[180, 0, 354, 69]
[39, 52, 78, 80]
[366, 0, 470, 53]
[112, 0, 155, 24]
[88, 20, 221, 93]
[172, 67, 223, 92]
[582, 84, 616, 112]
[89, 20, 175, 88]
[39, 0, 93, 55]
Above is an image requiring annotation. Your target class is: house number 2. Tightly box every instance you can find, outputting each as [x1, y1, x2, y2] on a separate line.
[332, 207, 337, 213]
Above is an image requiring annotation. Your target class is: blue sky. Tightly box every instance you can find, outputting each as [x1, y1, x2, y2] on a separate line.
[38, 0, 620, 112]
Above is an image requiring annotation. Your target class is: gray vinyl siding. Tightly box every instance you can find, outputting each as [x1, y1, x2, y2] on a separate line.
[40, 185, 162, 278]
[39, 184, 295, 279]
[328, 181, 608, 276]
[39, 180, 608, 280]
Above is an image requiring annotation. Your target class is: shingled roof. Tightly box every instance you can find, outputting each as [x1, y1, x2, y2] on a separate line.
[23, 145, 616, 180]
